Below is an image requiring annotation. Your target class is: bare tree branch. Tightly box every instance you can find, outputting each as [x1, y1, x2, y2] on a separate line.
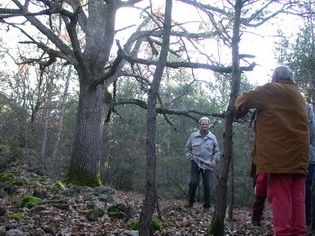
[110, 98, 226, 119]
[117, 41, 256, 73]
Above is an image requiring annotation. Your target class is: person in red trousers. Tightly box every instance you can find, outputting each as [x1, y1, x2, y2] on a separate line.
[250, 103, 315, 232]
[234, 65, 309, 236]
[251, 172, 268, 226]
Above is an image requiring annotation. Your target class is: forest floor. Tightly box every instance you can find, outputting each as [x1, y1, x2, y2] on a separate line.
[0, 161, 297, 236]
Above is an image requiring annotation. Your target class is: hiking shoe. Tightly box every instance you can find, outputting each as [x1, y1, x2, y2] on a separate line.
[307, 224, 312, 235]
[251, 220, 261, 226]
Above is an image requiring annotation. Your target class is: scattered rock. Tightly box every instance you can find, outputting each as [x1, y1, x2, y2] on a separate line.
[30, 205, 46, 212]
[0, 206, 7, 216]
[6, 229, 24, 236]
[33, 189, 48, 199]
[87, 209, 104, 221]
[119, 230, 139, 236]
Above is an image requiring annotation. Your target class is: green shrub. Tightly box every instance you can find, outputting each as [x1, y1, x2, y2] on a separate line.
[8, 139, 23, 158]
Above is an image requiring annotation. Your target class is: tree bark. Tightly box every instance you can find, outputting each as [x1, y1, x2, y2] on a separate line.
[228, 157, 235, 221]
[51, 65, 72, 167]
[139, 0, 172, 235]
[40, 64, 56, 168]
[209, 0, 242, 235]
[66, 84, 109, 186]
[65, 0, 119, 186]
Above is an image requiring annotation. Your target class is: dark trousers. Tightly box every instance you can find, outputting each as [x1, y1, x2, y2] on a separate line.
[252, 173, 267, 221]
[188, 160, 212, 209]
[306, 164, 314, 226]
[252, 195, 266, 221]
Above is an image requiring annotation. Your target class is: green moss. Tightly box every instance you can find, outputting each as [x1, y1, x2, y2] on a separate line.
[51, 195, 63, 200]
[32, 176, 48, 181]
[152, 216, 164, 231]
[20, 195, 43, 208]
[55, 181, 65, 190]
[107, 204, 130, 219]
[33, 182, 42, 188]
[130, 220, 138, 230]
[130, 216, 164, 231]
[156, 107, 172, 113]
[66, 165, 102, 187]
[108, 211, 127, 219]
[208, 212, 224, 235]
[12, 179, 24, 187]
[0, 173, 16, 181]
[7, 212, 25, 218]
[85, 209, 94, 218]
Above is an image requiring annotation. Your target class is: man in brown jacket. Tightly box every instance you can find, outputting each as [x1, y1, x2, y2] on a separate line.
[234, 65, 309, 236]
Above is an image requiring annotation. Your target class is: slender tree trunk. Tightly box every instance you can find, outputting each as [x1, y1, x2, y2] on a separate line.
[40, 64, 56, 168]
[228, 156, 235, 221]
[139, 1, 172, 235]
[209, 1, 242, 235]
[51, 65, 72, 167]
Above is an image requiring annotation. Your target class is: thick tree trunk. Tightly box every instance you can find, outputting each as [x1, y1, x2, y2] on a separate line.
[66, 84, 109, 187]
[65, 1, 118, 187]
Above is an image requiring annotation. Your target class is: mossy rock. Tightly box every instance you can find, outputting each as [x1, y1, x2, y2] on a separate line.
[51, 195, 63, 200]
[7, 212, 25, 218]
[107, 204, 130, 219]
[85, 209, 94, 218]
[12, 179, 24, 187]
[55, 181, 65, 190]
[108, 211, 127, 219]
[130, 216, 164, 231]
[20, 195, 43, 208]
[0, 173, 16, 182]
[33, 182, 42, 188]
[32, 176, 48, 182]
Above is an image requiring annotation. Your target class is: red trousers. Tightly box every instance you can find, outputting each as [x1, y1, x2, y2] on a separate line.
[267, 173, 306, 236]
[252, 173, 268, 221]
[256, 173, 268, 196]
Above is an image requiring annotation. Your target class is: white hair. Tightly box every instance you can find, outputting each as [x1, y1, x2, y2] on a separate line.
[198, 117, 210, 124]
[272, 65, 295, 82]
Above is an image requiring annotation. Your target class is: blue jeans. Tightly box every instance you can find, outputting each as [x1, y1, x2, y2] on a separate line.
[188, 160, 212, 209]
[306, 164, 314, 225]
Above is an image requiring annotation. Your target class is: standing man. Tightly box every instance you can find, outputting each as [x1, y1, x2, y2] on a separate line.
[185, 117, 220, 211]
[234, 65, 309, 236]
